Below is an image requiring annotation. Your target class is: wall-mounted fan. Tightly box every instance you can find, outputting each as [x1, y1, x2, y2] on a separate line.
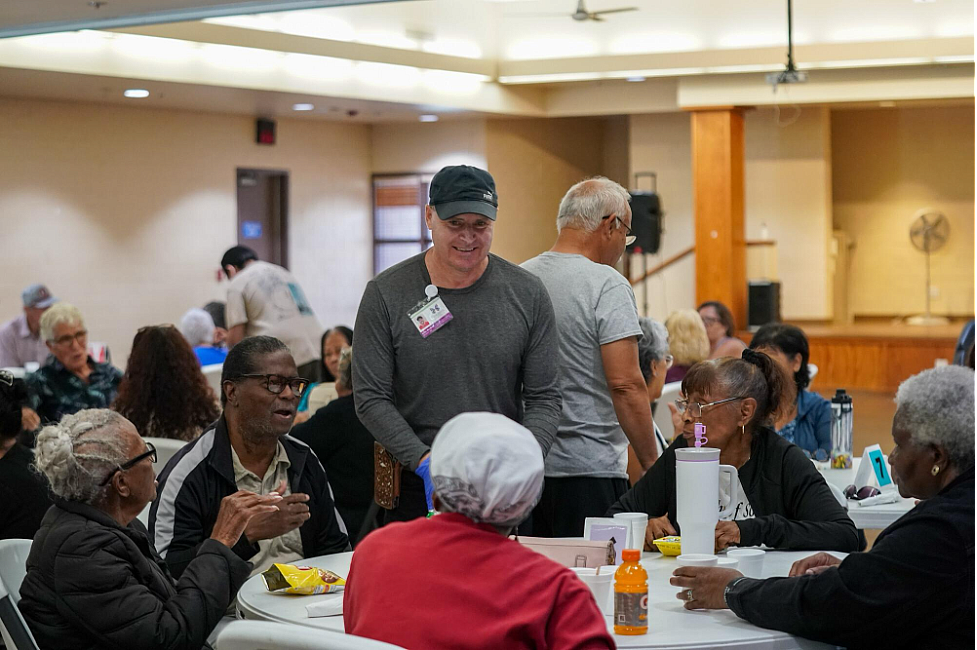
[905, 208, 950, 326]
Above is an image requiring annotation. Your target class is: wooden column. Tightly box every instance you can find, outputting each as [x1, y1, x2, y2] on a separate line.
[691, 108, 747, 329]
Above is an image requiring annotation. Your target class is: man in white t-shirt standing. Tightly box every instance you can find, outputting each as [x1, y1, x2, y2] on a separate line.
[220, 246, 324, 381]
[522, 177, 660, 538]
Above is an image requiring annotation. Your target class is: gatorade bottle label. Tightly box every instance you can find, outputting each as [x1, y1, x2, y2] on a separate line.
[614, 592, 648, 628]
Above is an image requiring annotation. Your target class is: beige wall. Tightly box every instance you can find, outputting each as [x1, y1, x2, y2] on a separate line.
[745, 107, 833, 320]
[371, 120, 487, 174]
[832, 106, 975, 318]
[628, 108, 836, 322]
[485, 117, 607, 264]
[628, 112, 696, 321]
[0, 96, 372, 364]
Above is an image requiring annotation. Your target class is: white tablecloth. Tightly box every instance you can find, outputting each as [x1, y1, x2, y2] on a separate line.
[816, 457, 915, 529]
[237, 550, 841, 650]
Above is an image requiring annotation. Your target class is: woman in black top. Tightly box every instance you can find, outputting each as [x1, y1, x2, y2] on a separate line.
[608, 350, 858, 553]
[0, 369, 52, 540]
[671, 365, 975, 650]
[292, 347, 375, 544]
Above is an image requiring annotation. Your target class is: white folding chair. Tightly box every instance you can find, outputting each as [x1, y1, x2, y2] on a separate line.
[826, 482, 848, 510]
[216, 621, 405, 650]
[0, 539, 40, 650]
[136, 437, 188, 526]
[143, 437, 188, 474]
[202, 363, 224, 398]
[653, 381, 683, 443]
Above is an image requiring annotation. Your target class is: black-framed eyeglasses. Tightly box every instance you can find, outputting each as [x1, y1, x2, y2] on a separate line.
[234, 374, 310, 397]
[100, 441, 156, 486]
[602, 214, 636, 246]
[674, 396, 746, 419]
[844, 484, 881, 501]
[803, 448, 830, 462]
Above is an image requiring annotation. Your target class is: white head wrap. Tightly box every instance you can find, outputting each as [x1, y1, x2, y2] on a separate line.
[430, 412, 544, 527]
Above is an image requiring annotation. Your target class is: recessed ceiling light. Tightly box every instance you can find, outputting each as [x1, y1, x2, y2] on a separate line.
[879, 101, 897, 107]
[123, 88, 149, 98]
[913, 0, 935, 3]
[418, 114, 439, 122]
[625, 76, 646, 83]
[292, 103, 315, 111]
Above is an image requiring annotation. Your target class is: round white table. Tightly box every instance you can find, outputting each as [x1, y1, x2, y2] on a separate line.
[815, 457, 915, 529]
[237, 550, 841, 649]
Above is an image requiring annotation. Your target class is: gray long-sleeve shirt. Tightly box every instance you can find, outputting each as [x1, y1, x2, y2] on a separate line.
[353, 252, 561, 470]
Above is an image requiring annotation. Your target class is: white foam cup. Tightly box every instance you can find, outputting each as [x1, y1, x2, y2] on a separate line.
[676, 554, 718, 568]
[716, 557, 740, 570]
[727, 549, 765, 578]
[577, 570, 614, 615]
[613, 512, 649, 550]
[569, 567, 596, 577]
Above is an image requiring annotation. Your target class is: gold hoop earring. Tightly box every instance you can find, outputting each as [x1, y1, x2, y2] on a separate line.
[931, 465, 940, 476]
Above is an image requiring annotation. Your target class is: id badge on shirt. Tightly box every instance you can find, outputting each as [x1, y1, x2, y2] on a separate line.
[408, 284, 452, 338]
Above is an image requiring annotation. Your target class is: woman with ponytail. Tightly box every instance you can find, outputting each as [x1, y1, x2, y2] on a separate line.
[608, 350, 858, 553]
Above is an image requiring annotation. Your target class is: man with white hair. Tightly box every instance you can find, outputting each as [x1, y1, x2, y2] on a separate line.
[522, 176, 659, 538]
[179, 307, 227, 366]
[25, 302, 122, 427]
[344, 412, 613, 649]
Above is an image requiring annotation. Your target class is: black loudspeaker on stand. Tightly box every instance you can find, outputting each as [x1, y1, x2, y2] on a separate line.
[628, 172, 663, 255]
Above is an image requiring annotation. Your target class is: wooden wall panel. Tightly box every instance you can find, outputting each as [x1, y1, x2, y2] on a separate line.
[806, 337, 956, 393]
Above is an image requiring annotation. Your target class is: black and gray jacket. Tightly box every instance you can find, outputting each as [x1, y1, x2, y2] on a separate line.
[150, 416, 350, 579]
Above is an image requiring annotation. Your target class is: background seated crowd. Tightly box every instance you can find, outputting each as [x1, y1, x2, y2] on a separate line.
[0, 165, 972, 649]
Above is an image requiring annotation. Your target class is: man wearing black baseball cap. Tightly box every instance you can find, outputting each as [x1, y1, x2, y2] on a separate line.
[353, 165, 561, 524]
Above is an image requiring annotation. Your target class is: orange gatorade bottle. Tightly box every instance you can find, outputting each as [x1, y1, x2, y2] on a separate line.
[613, 549, 648, 635]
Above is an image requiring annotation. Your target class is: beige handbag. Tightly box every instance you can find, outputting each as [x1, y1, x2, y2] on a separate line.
[511, 536, 616, 568]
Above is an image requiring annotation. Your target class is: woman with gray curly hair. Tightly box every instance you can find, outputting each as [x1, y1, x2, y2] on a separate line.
[635, 317, 672, 461]
[670, 365, 975, 650]
[19, 408, 284, 650]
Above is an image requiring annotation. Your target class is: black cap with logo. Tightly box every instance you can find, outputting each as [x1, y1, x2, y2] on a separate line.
[428, 165, 498, 221]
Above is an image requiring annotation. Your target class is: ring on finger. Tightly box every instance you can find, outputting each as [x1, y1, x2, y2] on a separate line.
[685, 589, 694, 603]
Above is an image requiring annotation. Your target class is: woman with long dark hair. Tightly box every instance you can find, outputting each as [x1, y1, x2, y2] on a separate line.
[113, 325, 220, 441]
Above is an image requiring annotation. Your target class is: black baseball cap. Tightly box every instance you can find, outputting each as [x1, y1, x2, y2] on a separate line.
[428, 165, 498, 221]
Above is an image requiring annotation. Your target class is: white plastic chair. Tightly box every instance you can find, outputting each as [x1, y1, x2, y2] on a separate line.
[653, 381, 683, 443]
[0, 539, 40, 650]
[202, 363, 224, 399]
[215, 621, 405, 650]
[136, 437, 188, 526]
[808, 363, 819, 380]
[826, 482, 848, 510]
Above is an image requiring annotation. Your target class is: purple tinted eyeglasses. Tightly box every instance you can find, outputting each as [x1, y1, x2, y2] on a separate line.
[844, 484, 881, 500]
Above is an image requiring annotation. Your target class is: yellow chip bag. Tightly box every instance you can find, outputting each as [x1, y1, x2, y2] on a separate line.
[260, 563, 346, 595]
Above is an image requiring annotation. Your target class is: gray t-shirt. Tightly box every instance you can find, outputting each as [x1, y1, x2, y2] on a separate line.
[352, 252, 561, 470]
[521, 252, 642, 478]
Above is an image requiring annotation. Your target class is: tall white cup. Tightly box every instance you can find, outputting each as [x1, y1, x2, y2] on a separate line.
[613, 512, 649, 550]
[675, 447, 737, 556]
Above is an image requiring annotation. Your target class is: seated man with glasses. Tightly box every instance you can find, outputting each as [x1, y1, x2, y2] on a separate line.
[151, 335, 350, 580]
[24, 302, 123, 432]
[609, 351, 858, 554]
[21, 409, 283, 650]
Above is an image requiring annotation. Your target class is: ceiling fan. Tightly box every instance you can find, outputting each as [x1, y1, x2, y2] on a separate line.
[515, 0, 639, 23]
[569, 0, 638, 22]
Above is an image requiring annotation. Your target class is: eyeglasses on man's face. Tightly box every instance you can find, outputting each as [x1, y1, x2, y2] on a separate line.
[100, 441, 156, 486]
[235, 373, 310, 397]
[50, 330, 88, 347]
[674, 396, 746, 419]
[602, 214, 636, 247]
